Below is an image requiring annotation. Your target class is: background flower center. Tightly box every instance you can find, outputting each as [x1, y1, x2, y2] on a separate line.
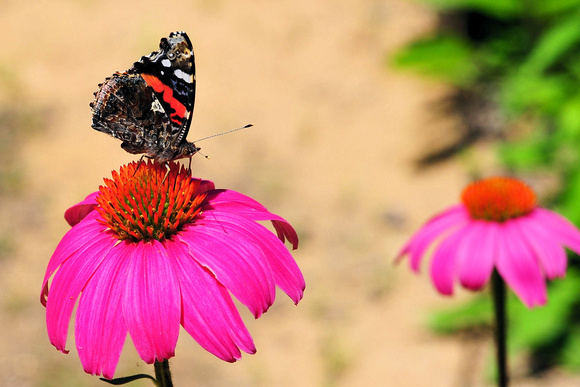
[461, 177, 536, 222]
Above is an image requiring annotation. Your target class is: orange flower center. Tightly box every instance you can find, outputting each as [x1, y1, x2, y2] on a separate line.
[461, 177, 537, 222]
[96, 161, 206, 241]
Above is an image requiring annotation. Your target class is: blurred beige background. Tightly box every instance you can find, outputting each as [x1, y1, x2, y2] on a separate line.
[0, 0, 578, 386]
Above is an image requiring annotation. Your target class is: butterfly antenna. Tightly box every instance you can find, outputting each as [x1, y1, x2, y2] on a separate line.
[193, 123, 253, 143]
[197, 151, 210, 159]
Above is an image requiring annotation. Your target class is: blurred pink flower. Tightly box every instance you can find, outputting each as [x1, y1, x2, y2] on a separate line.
[397, 177, 580, 308]
[41, 161, 305, 379]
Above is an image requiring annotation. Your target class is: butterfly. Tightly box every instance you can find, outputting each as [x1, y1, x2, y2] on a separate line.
[90, 31, 200, 162]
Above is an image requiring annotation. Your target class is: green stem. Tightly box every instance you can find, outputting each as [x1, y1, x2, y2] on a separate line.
[154, 360, 174, 387]
[491, 270, 508, 387]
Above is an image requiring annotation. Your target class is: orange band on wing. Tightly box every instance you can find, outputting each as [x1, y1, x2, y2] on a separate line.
[141, 73, 187, 124]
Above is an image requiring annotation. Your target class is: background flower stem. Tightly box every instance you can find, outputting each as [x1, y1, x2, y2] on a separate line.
[491, 269, 508, 387]
[154, 360, 174, 387]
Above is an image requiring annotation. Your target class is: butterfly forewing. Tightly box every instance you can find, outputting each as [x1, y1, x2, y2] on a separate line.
[129, 31, 196, 145]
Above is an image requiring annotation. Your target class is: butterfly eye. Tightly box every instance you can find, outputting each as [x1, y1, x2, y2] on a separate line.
[167, 51, 176, 60]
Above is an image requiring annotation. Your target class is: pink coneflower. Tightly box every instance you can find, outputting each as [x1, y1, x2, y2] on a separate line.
[397, 176, 580, 308]
[40, 161, 305, 380]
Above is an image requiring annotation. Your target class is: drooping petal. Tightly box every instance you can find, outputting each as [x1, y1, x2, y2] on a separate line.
[429, 225, 469, 295]
[41, 211, 106, 305]
[271, 219, 299, 250]
[199, 211, 305, 304]
[179, 220, 276, 318]
[398, 205, 469, 272]
[515, 215, 567, 279]
[64, 192, 99, 226]
[495, 222, 547, 308]
[166, 239, 256, 361]
[531, 208, 580, 255]
[122, 240, 181, 364]
[456, 221, 496, 291]
[204, 189, 299, 248]
[45, 223, 117, 352]
[75, 242, 132, 379]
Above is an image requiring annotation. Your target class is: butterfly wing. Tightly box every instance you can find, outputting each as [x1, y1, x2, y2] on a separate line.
[129, 31, 196, 149]
[90, 72, 173, 157]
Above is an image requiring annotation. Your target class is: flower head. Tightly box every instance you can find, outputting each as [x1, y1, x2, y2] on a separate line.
[397, 176, 580, 308]
[41, 161, 305, 379]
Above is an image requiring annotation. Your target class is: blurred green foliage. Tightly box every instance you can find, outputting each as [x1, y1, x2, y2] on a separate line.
[392, 0, 580, 375]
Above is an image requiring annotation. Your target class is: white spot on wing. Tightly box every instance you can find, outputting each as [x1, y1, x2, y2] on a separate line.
[161, 59, 171, 67]
[173, 69, 191, 82]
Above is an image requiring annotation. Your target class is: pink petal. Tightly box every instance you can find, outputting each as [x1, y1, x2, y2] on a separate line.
[271, 220, 299, 250]
[531, 208, 580, 255]
[200, 212, 305, 304]
[514, 216, 567, 279]
[198, 179, 215, 194]
[75, 242, 132, 379]
[41, 211, 105, 305]
[456, 221, 496, 291]
[204, 189, 270, 214]
[179, 220, 276, 318]
[166, 240, 256, 361]
[398, 205, 469, 272]
[45, 225, 117, 352]
[122, 241, 181, 364]
[429, 225, 468, 295]
[495, 222, 547, 308]
[64, 192, 99, 226]
[204, 189, 298, 248]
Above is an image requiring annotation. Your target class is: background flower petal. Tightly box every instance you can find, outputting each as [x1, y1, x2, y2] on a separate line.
[429, 225, 467, 295]
[532, 208, 580, 255]
[166, 240, 256, 361]
[75, 242, 132, 379]
[122, 241, 181, 364]
[495, 223, 547, 308]
[515, 216, 567, 279]
[398, 205, 468, 272]
[457, 221, 496, 290]
[45, 227, 117, 352]
[179, 222, 276, 318]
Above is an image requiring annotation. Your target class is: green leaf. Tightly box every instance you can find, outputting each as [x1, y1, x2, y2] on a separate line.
[561, 327, 580, 370]
[509, 272, 580, 351]
[391, 36, 479, 87]
[419, 0, 524, 18]
[555, 169, 580, 225]
[558, 95, 580, 139]
[428, 295, 492, 334]
[100, 373, 156, 385]
[498, 135, 551, 169]
[520, 12, 580, 74]
[501, 73, 569, 114]
[530, 0, 580, 16]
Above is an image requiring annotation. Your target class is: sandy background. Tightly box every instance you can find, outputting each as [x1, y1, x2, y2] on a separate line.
[0, 0, 579, 386]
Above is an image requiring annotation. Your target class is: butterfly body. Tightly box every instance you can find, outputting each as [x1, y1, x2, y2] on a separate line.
[90, 31, 200, 162]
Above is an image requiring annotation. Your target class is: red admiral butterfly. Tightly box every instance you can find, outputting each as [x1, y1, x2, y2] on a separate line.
[90, 31, 200, 162]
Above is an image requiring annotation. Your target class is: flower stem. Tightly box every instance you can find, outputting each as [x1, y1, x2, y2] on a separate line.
[491, 270, 508, 387]
[154, 360, 174, 387]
